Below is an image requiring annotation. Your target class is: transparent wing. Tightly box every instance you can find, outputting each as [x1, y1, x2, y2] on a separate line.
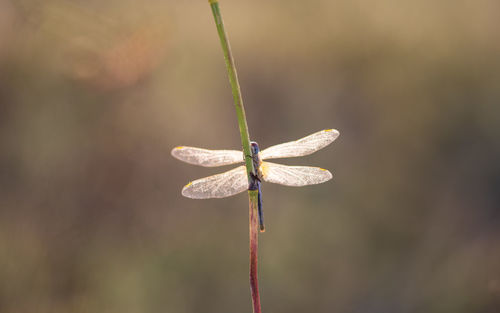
[172, 146, 244, 167]
[182, 166, 248, 199]
[260, 161, 332, 186]
[259, 129, 339, 160]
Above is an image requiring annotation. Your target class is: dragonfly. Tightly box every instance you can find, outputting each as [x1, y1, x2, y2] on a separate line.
[171, 129, 339, 231]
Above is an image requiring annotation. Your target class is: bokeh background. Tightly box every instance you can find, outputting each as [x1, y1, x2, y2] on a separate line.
[1, 0, 499, 312]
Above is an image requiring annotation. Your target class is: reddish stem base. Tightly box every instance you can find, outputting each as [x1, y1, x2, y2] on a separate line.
[249, 190, 262, 313]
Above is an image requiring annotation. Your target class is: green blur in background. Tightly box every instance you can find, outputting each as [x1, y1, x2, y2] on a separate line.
[1, 0, 499, 312]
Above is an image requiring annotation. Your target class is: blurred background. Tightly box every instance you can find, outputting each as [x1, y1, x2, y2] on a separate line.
[1, 0, 499, 312]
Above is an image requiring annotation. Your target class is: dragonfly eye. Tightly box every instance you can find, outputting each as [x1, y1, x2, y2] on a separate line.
[250, 141, 260, 154]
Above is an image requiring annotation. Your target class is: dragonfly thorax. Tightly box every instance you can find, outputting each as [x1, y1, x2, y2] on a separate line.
[250, 141, 262, 178]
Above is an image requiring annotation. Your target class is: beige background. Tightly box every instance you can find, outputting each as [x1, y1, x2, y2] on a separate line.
[1, 0, 499, 312]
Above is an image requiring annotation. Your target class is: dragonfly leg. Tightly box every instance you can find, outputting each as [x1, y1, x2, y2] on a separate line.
[249, 172, 259, 190]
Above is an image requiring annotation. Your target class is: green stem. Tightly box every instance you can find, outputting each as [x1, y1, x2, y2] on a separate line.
[209, 1, 262, 313]
[209, 0, 254, 179]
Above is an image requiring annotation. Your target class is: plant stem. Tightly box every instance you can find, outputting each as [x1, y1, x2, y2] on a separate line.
[209, 1, 262, 313]
[248, 189, 262, 313]
[209, 0, 254, 178]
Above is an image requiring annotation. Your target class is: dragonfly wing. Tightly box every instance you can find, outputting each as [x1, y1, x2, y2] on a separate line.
[172, 146, 244, 167]
[259, 129, 339, 160]
[260, 161, 332, 186]
[182, 165, 248, 199]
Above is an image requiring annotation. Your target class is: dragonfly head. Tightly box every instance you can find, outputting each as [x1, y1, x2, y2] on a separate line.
[250, 141, 260, 155]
